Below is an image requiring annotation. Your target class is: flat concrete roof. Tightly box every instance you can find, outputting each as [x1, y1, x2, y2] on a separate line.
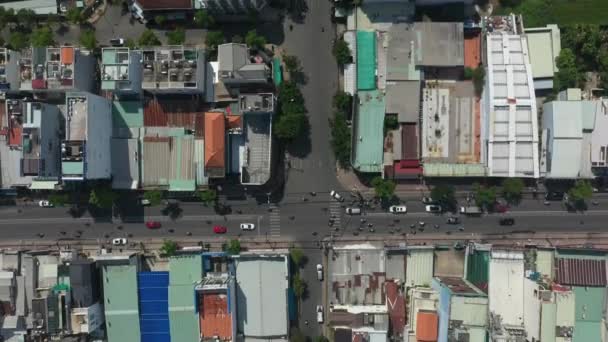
[352, 90, 385, 173]
[385, 81, 420, 123]
[525, 25, 561, 79]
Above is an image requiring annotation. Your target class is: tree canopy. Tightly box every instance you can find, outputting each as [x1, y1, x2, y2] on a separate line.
[48, 193, 69, 207]
[89, 187, 117, 209]
[79, 29, 97, 50]
[245, 29, 266, 50]
[554, 48, 582, 92]
[226, 239, 241, 255]
[371, 177, 396, 200]
[66, 7, 84, 25]
[30, 26, 54, 47]
[144, 190, 163, 206]
[275, 81, 308, 141]
[166, 27, 185, 45]
[290, 248, 306, 268]
[139, 29, 161, 46]
[292, 273, 307, 298]
[567, 180, 593, 208]
[501, 178, 525, 205]
[8, 31, 29, 51]
[194, 9, 214, 28]
[282, 54, 301, 75]
[154, 15, 166, 26]
[205, 31, 224, 57]
[198, 189, 217, 205]
[330, 111, 351, 168]
[473, 184, 497, 211]
[333, 91, 352, 114]
[332, 39, 352, 65]
[430, 185, 457, 212]
[160, 240, 178, 256]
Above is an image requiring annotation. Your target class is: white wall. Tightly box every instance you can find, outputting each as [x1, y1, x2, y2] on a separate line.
[523, 278, 541, 341]
[489, 252, 524, 327]
[84, 93, 112, 179]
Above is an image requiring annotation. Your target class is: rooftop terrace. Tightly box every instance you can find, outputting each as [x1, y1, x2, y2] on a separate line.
[142, 46, 200, 90]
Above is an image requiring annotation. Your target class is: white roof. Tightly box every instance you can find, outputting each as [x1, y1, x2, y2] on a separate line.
[484, 34, 539, 178]
[489, 251, 524, 326]
[525, 25, 561, 79]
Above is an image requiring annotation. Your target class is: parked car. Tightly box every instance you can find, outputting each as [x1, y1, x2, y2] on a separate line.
[330, 190, 344, 202]
[112, 238, 127, 246]
[425, 204, 442, 213]
[422, 197, 434, 204]
[38, 200, 53, 208]
[494, 203, 509, 213]
[213, 225, 227, 234]
[316, 305, 324, 323]
[460, 206, 482, 215]
[446, 217, 460, 224]
[499, 218, 515, 226]
[240, 223, 256, 230]
[316, 264, 323, 281]
[145, 221, 161, 229]
[389, 205, 407, 214]
[109, 38, 125, 46]
[140, 199, 151, 206]
[345, 207, 361, 215]
[545, 192, 565, 201]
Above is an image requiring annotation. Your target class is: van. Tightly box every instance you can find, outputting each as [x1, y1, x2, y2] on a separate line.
[345, 207, 361, 215]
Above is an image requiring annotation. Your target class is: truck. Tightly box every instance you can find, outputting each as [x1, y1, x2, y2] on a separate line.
[460, 206, 482, 215]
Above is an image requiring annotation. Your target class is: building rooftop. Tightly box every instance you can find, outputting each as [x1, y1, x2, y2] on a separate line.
[235, 254, 289, 339]
[357, 31, 376, 90]
[142, 135, 195, 191]
[141, 46, 203, 90]
[143, 97, 206, 134]
[218, 44, 269, 84]
[169, 255, 203, 342]
[524, 25, 561, 80]
[385, 81, 420, 123]
[240, 113, 271, 185]
[484, 34, 539, 178]
[18, 47, 79, 91]
[464, 31, 481, 69]
[435, 277, 486, 296]
[488, 250, 524, 327]
[102, 265, 141, 342]
[572, 286, 605, 342]
[386, 24, 420, 81]
[415, 22, 464, 67]
[0, 0, 58, 14]
[352, 90, 385, 173]
[200, 293, 233, 340]
[556, 258, 606, 287]
[111, 138, 140, 190]
[204, 112, 225, 178]
[137, 0, 192, 9]
[101, 48, 141, 91]
[542, 101, 585, 178]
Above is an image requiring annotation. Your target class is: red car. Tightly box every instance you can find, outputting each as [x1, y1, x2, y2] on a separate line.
[495, 203, 510, 213]
[146, 221, 161, 229]
[213, 225, 227, 234]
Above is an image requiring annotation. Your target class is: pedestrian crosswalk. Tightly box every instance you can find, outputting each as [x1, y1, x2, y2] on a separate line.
[269, 204, 281, 237]
[329, 200, 342, 229]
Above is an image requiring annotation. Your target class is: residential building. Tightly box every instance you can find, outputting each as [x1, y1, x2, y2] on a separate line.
[201, 0, 267, 14]
[234, 251, 289, 342]
[195, 273, 237, 342]
[70, 303, 104, 336]
[204, 112, 226, 179]
[131, 0, 202, 21]
[482, 24, 540, 178]
[0, 99, 62, 190]
[141, 46, 207, 94]
[404, 287, 439, 341]
[102, 264, 141, 342]
[404, 247, 435, 287]
[169, 255, 203, 342]
[137, 272, 170, 342]
[19, 46, 96, 94]
[101, 48, 143, 97]
[432, 277, 488, 342]
[0, 0, 60, 14]
[0, 48, 22, 96]
[539, 289, 575, 342]
[218, 43, 270, 89]
[524, 24, 561, 91]
[541, 88, 608, 179]
[61, 92, 112, 181]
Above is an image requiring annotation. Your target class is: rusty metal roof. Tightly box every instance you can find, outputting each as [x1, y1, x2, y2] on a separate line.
[556, 258, 607, 287]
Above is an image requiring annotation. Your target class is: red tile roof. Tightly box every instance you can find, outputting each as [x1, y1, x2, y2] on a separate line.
[137, 0, 192, 10]
[204, 113, 225, 169]
[464, 33, 481, 69]
[200, 293, 232, 340]
[401, 123, 418, 160]
[556, 258, 607, 287]
[385, 282, 405, 337]
[416, 311, 438, 342]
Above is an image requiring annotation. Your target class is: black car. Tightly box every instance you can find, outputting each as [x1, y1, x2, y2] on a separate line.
[446, 217, 460, 224]
[545, 191, 565, 201]
[499, 218, 515, 226]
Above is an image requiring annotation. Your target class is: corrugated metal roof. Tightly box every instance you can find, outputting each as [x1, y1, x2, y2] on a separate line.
[405, 249, 434, 287]
[144, 98, 206, 131]
[416, 311, 438, 341]
[573, 287, 605, 341]
[352, 90, 385, 173]
[143, 140, 170, 187]
[169, 255, 202, 285]
[357, 31, 376, 91]
[169, 136, 195, 182]
[103, 265, 141, 342]
[137, 0, 192, 9]
[169, 256, 202, 342]
[556, 258, 606, 286]
[540, 302, 557, 342]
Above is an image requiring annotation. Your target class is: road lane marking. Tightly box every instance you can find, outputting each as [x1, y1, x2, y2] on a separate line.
[269, 204, 281, 237]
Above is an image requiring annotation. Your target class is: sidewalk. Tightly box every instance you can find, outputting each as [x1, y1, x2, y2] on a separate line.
[336, 165, 430, 195]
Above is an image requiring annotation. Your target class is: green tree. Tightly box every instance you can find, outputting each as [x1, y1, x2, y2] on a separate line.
[125, 38, 136, 49]
[8, 31, 28, 51]
[501, 178, 525, 205]
[290, 248, 305, 268]
[205, 31, 224, 57]
[371, 177, 396, 200]
[144, 190, 163, 206]
[198, 189, 217, 205]
[290, 329, 307, 342]
[473, 183, 497, 211]
[138, 29, 161, 46]
[30, 26, 54, 47]
[46, 13, 60, 25]
[0, 7, 16, 26]
[332, 39, 352, 65]
[48, 193, 69, 207]
[430, 185, 457, 212]
[89, 187, 117, 209]
[66, 7, 84, 25]
[16, 9, 36, 27]
[154, 15, 166, 26]
[464, 67, 474, 80]
[245, 29, 266, 50]
[384, 115, 399, 135]
[194, 9, 214, 28]
[166, 27, 185, 45]
[330, 111, 351, 168]
[292, 273, 307, 299]
[561, 25, 602, 71]
[472, 67, 485, 96]
[554, 48, 582, 92]
[79, 29, 97, 50]
[226, 239, 241, 255]
[315, 336, 329, 342]
[275, 112, 307, 140]
[231, 34, 243, 44]
[508, 0, 554, 28]
[333, 91, 352, 114]
[160, 240, 178, 256]
[282, 54, 301, 74]
[567, 179, 593, 209]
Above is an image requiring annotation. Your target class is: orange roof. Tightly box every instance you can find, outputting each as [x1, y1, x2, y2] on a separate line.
[9, 127, 21, 146]
[61, 47, 74, 65]
[200, 293, 232, 340]
[226, 115, 241, 129]
[416, 311, 438, 342]
[464, 34, 481, 69]
[204, 113, 225, 169]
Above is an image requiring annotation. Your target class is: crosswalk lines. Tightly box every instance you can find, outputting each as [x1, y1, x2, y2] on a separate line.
[329, 200, 342, 228]
[269, 204, 281, 237]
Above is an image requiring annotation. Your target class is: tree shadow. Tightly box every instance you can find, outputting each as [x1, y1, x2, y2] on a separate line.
[214, 202, 232, 215]
[162, 203, 183, 220]
[290, 70, 308, 85]
[286, 118, 311, 158]
[67, 206, 87, 218]
[286, 0, 309, 23]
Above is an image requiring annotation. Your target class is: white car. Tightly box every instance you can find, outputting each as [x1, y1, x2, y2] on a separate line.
[110, 38, 125, 46]
[316, 264, 323, 281]
[389, 205, 407, 213]
[112, 238, 127, 246]
[240, 223, 256, 230]
[316, 305, 324, 323]
[38, 200, 53, 208]
[330, 190, 344, 202]
[140, 199, 151, 206]
[425, 204, 442, 213]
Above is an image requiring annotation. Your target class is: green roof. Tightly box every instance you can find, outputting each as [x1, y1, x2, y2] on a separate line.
[466, 250, 489, 293]
[357, 31, 376, 90]
[112, 101, 143, 129]
[352, 90, 384, 173]
[62, 161, 84, 176]
[169, 256, 202, 342]
[273, 58, 283, 86]
[573, 286, 605, 342]
[103, 265, 141, 342]
[540, 303, 557, 342]
[102, 49, 119, 65]
[557, 250, 607, 260]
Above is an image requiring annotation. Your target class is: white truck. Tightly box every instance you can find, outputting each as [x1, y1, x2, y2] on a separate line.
[460, 206, 482, 215]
